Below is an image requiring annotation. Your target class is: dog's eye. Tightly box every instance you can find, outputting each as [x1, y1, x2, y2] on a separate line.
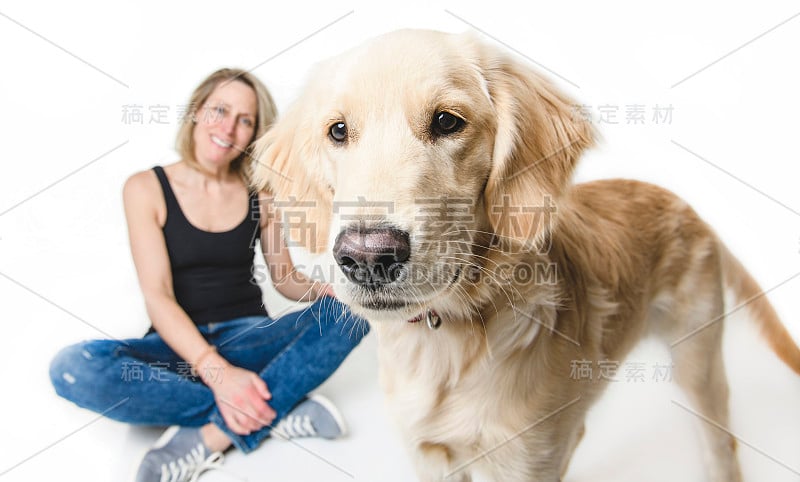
[432, 111, 465, 137]
[329, 122, 348, 144]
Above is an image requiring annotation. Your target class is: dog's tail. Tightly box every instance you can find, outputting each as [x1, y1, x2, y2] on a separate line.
[720, 242, 800, 376]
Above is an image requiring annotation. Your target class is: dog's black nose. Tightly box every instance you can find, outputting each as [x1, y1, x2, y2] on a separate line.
[333, 227, 411, 287]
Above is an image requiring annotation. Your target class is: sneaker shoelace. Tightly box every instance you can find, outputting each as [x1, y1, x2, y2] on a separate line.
[273, 414, 316, 438]
[159, 443, 224, 482]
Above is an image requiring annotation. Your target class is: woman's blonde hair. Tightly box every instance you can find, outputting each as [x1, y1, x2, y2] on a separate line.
[176, 68, 277, 183]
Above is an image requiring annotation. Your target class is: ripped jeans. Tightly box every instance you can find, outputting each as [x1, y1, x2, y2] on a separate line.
[49, 297, 368, 453]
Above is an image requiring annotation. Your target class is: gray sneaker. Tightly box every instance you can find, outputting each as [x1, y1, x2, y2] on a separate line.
[135, 426, 224, 482]
[272, 394, 347, 440]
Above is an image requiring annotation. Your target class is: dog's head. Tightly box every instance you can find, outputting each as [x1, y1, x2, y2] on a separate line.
[253, 29, 594, 323]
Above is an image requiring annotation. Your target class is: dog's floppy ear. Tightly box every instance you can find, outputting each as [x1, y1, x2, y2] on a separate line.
[480, 43, 595, 248]
[251, 100, 333, 254]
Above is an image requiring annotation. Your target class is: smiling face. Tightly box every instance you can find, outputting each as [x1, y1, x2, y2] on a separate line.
[253, 29, 594, 324]
[192, 79, 258, 169]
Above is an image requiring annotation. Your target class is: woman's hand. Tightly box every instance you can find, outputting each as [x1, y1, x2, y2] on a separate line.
[199, 355, 276, 435]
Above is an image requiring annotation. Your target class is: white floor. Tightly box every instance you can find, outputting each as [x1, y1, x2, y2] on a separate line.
[3, 300, 799, 482]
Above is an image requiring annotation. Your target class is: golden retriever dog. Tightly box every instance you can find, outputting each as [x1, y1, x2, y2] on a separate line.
[252, 29, 800, 481]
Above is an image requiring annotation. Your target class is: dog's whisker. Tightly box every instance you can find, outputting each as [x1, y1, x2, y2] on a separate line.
[451, 283, 481, 337]
[418, 236, 509, 256]
[442, 255, 523, 310]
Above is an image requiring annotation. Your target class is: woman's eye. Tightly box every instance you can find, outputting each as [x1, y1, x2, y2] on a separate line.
[431, 111, 465, 137]
[205, 105, 225, 121]
[240, 117, 254, 127]
[329, 122, 348, 143]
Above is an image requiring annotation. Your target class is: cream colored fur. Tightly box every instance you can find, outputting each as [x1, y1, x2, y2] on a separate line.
[252, 29, 800, 482]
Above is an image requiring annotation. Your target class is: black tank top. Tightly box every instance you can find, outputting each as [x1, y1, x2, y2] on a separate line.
[152, 166, 267, 326]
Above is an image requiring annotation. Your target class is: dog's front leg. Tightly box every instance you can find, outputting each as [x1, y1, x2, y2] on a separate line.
[412, 441, 472, 482]
[475, 421, 586, 482]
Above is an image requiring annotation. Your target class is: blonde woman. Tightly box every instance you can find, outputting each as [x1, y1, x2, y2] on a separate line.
[49, 68, 367, 482]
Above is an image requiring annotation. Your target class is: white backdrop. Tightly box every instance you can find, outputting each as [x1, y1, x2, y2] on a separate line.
[1, 1, 799, 481]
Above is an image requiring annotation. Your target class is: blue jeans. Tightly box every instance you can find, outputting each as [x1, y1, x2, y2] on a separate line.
[49, 297, 368, 453]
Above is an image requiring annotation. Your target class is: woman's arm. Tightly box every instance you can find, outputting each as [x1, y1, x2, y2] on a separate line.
[123, 171, 274, 434]
[258, 193, 333, 302]
[123, 171, 211, 363]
